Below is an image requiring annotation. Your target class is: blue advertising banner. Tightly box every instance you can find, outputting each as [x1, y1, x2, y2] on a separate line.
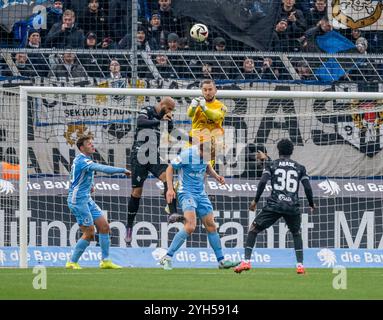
[1, 247, 383, 268]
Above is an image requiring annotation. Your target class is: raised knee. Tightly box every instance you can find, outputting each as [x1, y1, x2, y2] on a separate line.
[184, 222, 196, 234]
[83, 227, 95, 241]
[99, 224, 110, 234]
[249, 222, 261, 234]
[131, 188, 142, 199]
[205, 223, 217, 233]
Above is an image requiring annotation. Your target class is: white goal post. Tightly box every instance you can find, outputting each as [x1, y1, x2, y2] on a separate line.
[17, 86, 383, 268]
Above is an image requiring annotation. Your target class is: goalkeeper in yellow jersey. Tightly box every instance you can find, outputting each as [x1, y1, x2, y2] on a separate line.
[187, 79, 227, 166]
[165, 80, 226, 217]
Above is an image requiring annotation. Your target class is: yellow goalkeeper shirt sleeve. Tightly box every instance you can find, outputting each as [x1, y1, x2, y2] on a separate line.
[203, 106, 226, 122]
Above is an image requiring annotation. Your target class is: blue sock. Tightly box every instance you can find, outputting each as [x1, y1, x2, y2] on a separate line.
[167, 229, 189, 257]
[207, 232, 224, 263]
[99, 233, 110, 260]
[71, 238, 90, 263]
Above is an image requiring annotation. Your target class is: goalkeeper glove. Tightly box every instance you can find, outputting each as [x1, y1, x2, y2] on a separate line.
[199, 97, 207, 112]
[190, 98, 200, 109]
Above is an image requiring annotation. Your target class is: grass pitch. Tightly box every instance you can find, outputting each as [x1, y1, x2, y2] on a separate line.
[0, 268, 382, 300]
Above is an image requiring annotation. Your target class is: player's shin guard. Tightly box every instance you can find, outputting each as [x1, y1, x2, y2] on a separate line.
[292, 232, 303, 264]
[167, 229, 189, 257]
[71, 238, 90, 263]
[127, 195, 141, 227]
[244, 223, 260, 260]
[99, 233, 110, 260]
[207, 232, 224, 263]
[163, 181, 177, 214]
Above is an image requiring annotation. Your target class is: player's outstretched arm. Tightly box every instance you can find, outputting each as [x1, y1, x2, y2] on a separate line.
[302, 179, 315, 213]
[165, 165, 176, 203]
[206, 163, 225, 185]
[88, 162, 130, 176]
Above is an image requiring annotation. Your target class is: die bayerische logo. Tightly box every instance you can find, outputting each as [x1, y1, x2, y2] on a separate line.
[318, 179, 341, 196]
[0, 179, 15, 195]
[317, 248, 337, 267]
[151, 248, 168, 261]
[332, 0, 383, 29]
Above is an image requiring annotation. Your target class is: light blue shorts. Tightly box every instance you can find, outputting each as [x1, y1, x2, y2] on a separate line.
[178, 192, 213, 218]
[68, 198, 103, 227]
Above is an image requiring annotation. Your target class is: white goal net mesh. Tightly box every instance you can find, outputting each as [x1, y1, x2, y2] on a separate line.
[1, 87, 383, 252]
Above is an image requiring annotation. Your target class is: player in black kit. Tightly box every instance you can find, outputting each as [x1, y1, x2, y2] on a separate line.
[125, 97, 183, 244]
[234, 139, 315, 274]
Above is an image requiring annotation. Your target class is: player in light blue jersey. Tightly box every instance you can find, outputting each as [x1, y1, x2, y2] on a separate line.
[160, 139, 240, 270]
[66, 135, 131, 269]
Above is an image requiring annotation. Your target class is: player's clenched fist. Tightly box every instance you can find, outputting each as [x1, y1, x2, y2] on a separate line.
[162, 112, 173, 121]
[216, 175, 225, 185]
[190, 98, 200, 109]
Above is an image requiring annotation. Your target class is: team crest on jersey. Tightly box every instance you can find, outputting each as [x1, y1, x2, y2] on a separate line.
[337, 100, 383, 157]
[331, 0, 383, 29]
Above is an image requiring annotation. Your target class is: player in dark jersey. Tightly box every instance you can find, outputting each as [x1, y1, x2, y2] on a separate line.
[125, 97, 182, 244]
[234, 139, 315, 274]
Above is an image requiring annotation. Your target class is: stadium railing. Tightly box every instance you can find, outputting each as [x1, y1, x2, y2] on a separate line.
[1, 49, 383, 85]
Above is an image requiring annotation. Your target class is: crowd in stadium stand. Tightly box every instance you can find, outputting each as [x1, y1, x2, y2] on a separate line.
[0, 0, 382, 81]
[0, 0, 380, 52]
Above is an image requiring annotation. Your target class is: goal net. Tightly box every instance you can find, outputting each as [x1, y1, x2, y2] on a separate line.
[1, 86, 383, 267]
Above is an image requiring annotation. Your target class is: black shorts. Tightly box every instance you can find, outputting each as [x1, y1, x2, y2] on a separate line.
[130, 152, 168, 188]
[254, 206, 301, 233]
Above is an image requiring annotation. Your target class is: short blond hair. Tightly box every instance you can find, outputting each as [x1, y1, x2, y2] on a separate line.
[201, 79, 216, 87]
[63, 9, 75, 18]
